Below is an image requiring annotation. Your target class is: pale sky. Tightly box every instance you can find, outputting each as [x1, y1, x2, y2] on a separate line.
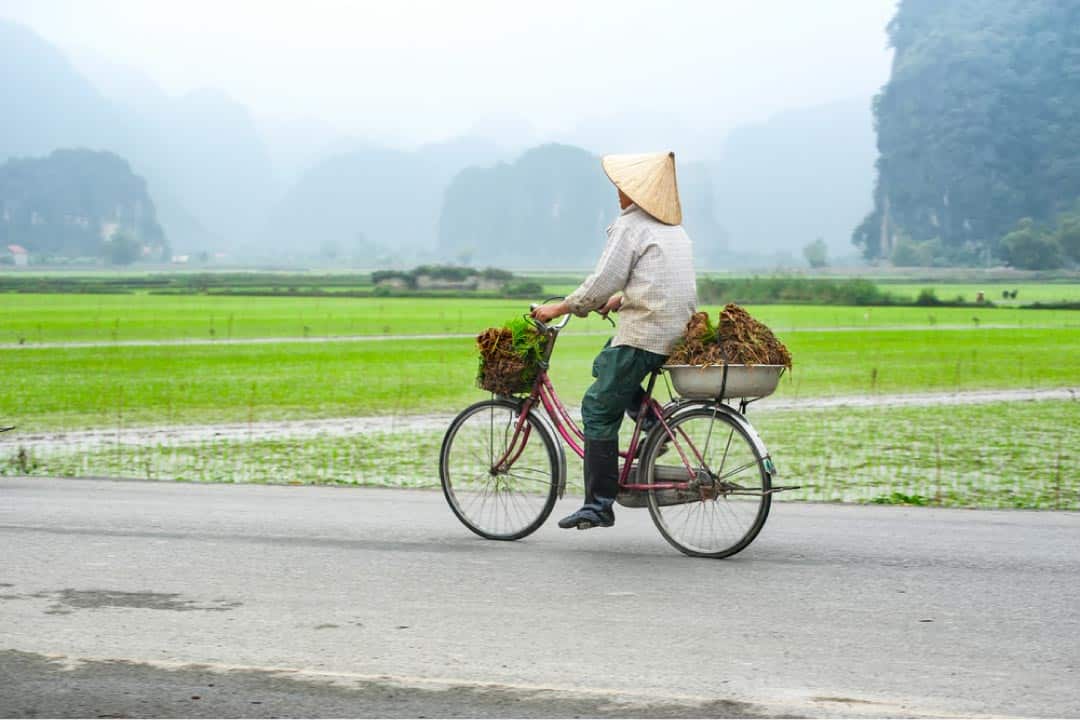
[1, 0, 897, 149]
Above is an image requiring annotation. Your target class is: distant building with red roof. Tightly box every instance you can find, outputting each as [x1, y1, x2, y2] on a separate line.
[5, 244, 28, 266]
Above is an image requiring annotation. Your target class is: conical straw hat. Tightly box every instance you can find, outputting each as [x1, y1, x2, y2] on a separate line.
[601, 152, 682, 225]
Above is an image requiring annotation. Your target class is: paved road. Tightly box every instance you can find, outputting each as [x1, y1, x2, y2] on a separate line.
[1, 477, 1077, 718]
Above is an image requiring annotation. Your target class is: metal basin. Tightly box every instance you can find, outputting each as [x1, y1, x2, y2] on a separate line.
[663, 364, 785, 400]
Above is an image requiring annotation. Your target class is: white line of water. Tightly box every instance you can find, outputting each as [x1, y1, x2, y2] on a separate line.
[3, 387, 1073, 452]
[1, 323, 1072, 350]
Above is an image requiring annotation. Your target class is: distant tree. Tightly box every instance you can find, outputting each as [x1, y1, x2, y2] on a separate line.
[802, 237, 828, 268]
[890, 236, 941, 267]
[105, 230, 141, 266]
[1001, 218, 1063, 270]
[914, 288, 941, 306]
[370, 270, 414, 289]
[413, 264, 474, 282]
[480, 267, 513, 281]
[501, 280, 543, 298]
[1054, 206, 1080, 263]
[890, 238, 922, 267]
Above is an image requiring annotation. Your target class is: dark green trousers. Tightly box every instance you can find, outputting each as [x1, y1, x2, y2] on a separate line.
[581, 339, 667, 441]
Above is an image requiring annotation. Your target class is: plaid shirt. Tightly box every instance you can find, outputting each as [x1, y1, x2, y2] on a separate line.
[566, 204, 697, 356]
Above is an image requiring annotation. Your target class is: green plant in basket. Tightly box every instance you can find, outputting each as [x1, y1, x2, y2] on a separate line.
[476, 316, 548, 395]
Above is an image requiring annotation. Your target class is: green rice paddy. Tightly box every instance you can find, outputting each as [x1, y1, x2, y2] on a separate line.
[2, 326, 1076, 431]
[1, 294, 1077, 344]
[2, 279, 1077, 509]
[876, 281, 1080, 305]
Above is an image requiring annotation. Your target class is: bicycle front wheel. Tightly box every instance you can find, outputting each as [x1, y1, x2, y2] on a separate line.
[642, 405, 771, 558]
[440, 399, 560, 541]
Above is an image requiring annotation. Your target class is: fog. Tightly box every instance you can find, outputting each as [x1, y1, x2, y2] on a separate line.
[2, 0, 894, 153]
[1, 0, 898, 265]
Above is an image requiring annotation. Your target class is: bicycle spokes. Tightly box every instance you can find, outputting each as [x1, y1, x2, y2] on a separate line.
[644, 406, 771, 558]
[441, 400, 560, 541]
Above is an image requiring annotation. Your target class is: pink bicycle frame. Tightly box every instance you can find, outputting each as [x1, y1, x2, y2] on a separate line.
[490, 324, 707, 492]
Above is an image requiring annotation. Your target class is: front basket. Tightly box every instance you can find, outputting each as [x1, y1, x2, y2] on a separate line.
[477, 363, 537, 396]
[663, 364, 785, 400]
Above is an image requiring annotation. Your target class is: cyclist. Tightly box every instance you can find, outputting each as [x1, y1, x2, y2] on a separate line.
[531, 152, 696, 530]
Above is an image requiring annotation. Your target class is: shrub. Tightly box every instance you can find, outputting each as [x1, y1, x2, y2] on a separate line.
[1055, 217, 1080, 263]
[371, 270, 414, 289]
[480, 267, 514, 281]
[412, 264, 474, 282]
[802, 238, 828, 268]
[501, 281, 543, 298]
[891, 237, 940, 267]
[696, 276, 893, 306]
[915, 288, 941, 306]
[104, 230, 141, 266]
[1001, 218, 1064, 270]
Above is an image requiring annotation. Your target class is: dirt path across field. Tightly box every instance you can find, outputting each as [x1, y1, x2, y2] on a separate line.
[0, 323, 1070, 350]
[3, 387, 1073, 453]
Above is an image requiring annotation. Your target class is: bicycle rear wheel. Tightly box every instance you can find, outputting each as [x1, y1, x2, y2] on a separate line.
[440, 399, 560, 540]
[642, 405, 771, 558]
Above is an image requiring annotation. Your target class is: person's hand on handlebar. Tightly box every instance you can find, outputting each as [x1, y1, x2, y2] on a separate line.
[599, 294, 623, 318]
[530, 300, 570, 325]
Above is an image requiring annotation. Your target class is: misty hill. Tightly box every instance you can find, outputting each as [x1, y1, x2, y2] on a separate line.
[709, 98, 876, 260]
[138, 88, 276, 250]
[260, 136, 503, 261]
[438, 144, 727, 268]
[255, 114, 344, 187]
[0, 21, 125, 158]
[0, 20, 273, 253]
[438, 144, 608, 267]
[0, 149, 165, 259]
[857, 0, 1080, 265]
[68, 48, 277, 251]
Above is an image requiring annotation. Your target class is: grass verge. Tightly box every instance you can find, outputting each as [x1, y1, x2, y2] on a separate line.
[4, 400, 1074, 510]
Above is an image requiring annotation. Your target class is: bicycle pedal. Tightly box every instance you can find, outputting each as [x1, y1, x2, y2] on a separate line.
[576, 521, 595, 530]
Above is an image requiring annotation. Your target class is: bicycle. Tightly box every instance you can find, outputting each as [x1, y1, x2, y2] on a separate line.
[439, 305, 797, 558]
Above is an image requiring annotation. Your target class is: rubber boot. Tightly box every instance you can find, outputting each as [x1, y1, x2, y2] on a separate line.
[558, 438, 620, 529]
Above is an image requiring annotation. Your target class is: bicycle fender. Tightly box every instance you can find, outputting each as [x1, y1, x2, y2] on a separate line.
[525, 406, 568, 499]
[663, 402, 774, 476]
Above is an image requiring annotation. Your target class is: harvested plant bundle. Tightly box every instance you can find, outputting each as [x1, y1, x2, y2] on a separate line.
[668, 303, 792, 368]
[476, 316, 547, 395]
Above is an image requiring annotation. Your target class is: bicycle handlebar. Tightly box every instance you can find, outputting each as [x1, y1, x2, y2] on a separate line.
[528, 299, 572, 334]
[529, 297, 615, 334]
